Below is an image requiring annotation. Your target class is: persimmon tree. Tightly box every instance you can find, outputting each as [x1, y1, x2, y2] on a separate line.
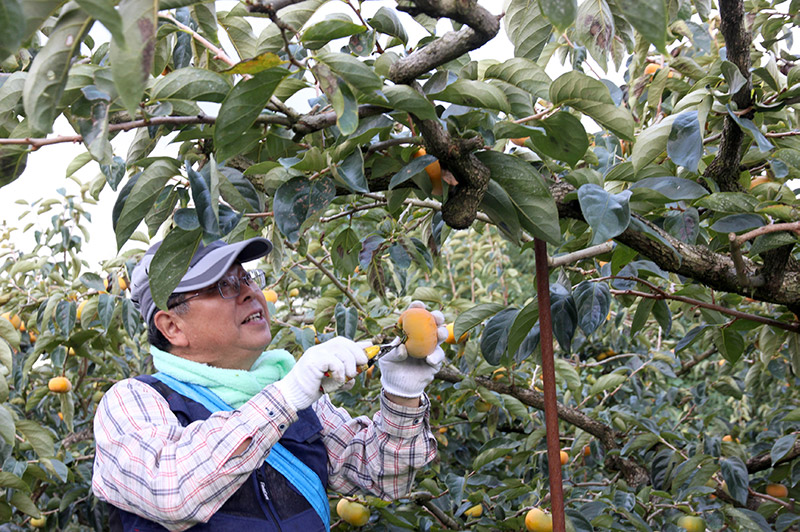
[2, 0, 800, 530]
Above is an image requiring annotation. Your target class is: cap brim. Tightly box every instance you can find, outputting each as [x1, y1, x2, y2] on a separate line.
[175, 237, 272, 293]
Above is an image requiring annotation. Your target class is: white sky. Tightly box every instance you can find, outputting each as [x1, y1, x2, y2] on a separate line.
[1, 1, 795, 270]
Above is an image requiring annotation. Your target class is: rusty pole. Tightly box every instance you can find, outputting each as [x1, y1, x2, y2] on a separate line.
[534, 238, 566, 532]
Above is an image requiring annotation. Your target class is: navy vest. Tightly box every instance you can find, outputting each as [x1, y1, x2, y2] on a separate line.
[107, 375, 329, 532]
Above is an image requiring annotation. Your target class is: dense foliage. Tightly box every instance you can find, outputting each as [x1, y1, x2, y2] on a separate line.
[2, 0, 800, 530]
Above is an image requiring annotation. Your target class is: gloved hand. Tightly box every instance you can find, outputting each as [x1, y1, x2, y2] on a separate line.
[273, 337, 368, 410]
[378, 301, 448, 398]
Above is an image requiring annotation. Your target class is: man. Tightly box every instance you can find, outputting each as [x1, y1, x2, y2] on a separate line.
[92, 237, 445, 531]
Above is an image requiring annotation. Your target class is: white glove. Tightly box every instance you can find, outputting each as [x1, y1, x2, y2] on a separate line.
[379, 301, 448, 398]
[273, 337, 368, 411]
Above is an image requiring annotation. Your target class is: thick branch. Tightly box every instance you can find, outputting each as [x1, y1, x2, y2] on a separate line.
[702, 0, 752, 193]
[550, 182, 800, 315]
[435, 367, 650, 487]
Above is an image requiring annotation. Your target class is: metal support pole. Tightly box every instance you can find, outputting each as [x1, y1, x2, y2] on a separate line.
[534, 238, 566, 532]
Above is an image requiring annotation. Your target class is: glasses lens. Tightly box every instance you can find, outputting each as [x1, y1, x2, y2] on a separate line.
[249, 269, 267, 289]
[218, 274, 240, 299]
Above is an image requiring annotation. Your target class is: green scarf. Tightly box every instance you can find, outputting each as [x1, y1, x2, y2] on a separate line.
[150, 346, 296, 408]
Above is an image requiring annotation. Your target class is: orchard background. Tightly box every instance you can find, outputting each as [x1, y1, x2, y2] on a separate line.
[2, 0, 800, 530]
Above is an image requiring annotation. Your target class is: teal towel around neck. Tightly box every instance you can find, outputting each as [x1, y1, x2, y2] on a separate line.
[150, 346, 295, 408]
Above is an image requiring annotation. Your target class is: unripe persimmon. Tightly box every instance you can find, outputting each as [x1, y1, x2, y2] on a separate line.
[398, 307, 438, 358]
[412, 148, 443, 195]
[677, 515, 705, 532]
[48, 376, 72, 393]
[336, 498, 370, 526]
[77, 300, 88, 320]
[463, 504, 483, 518]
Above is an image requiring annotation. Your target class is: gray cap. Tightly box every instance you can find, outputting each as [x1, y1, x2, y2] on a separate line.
[131, 237, 273, 324]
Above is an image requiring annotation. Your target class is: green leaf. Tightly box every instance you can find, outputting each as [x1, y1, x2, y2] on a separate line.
[574, 0, 614, 69]
[550, 283, 577, 352]
[720, 60, 747, 96]
[76, 0, 124, 44]
[186, 163, 219, 237]
[0, 71, 26, 115]
[110, 0, 158, 116]
[273, 176, 336, 243]
[382, 84, 437, 121]
[115, 160, 179, 249]
[476, 151, 561, 245]
[334, 303, 358, 340]
[23, 5, 94, 133]
[573, 281, 610, 335]
[726, 106, 773, 153]
[578, 183, 631, 245]
[453, 303, 506, 340]
[149, 226, 203, 310]
[720, 457, 749, 505]
[388, 154, 436, 189]
[506, 299, 539, 358]
[214, 68, 288, 161]
[332, 148, 368, 193]
[694, 192, 760, 213]
[708, 214, 764, 234]
[480, 179, 522, 243]
[0, 340, 10, 373]
[314, 51, 382, 91]
[0, 471, 29, 492]
[430, 79, 510, 114]
[630, 115, 675, 174]
[301, 19, 366, 50]
[0, 406, 14, 445]
[771, 434, 797, 465]
[9, 491, 41, 518]
[505, 0, 552, 62]
[484, 58, 551, 101]
[255, 0, 327, 54]
[615, 0, 667, 52]
[480, 306, 518, 365]
[331, 228, 361, 276]
[589, 371, 627, 396]
[0, 316, 20, 350]
[472, 446, 514, 470]
[528, 112, 589, 167]
[150, 67, 232, 103]
[20, 0, 63, 54]
[713, 328, 745, 364]
[629, 177, 708, 201]
[538, 0, 576, 31]
[550, 71, 634, 140]
[667, 110, 703, 172]
[97, 293, 115, 329]
[368, 6, 407, 44]
[332, 82, 358, 135]
[15, 419, 55, 459]
[55, 300, 76, 336]
[0, 0, 24, 59]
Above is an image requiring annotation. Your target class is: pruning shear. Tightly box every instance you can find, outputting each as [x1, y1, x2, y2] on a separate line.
[321, 336, 404, 388]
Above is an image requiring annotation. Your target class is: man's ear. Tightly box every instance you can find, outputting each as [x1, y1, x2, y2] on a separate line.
[153, 310, 189, 347]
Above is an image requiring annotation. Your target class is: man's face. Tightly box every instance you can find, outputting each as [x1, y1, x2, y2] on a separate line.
[170, 263, 272, 370]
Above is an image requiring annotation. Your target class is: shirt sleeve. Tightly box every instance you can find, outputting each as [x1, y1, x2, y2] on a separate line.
[91, 378, 296, 532]
[313, 390, 437, 500]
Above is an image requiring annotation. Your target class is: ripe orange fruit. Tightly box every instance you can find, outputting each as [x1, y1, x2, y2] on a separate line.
[583, 445, 591, 457]
[722, 434, 739, 443]
[398, 307, 438, 358]
[750, 176, 770, 189]
[48, 376, 72, 393]
[766, 483, 788, 498]
[525, 508, 553, 532]
[559, 450, 569, 465]
[445, 322, 468, 344]
[1, 312, 22, 329]
[510, 137, 529, 147]
[644, 63, 662, 75]
[262, 289, 278, 303]
[413, 148, 443, 195]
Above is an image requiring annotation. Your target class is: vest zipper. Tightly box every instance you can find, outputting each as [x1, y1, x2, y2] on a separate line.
[256, 467, 284, 532]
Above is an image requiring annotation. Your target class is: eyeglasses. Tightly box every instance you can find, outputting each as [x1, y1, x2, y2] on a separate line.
[167, 269, 267, 309]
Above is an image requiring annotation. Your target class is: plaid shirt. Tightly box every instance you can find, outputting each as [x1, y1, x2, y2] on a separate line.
[92, 378, 436, 531]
